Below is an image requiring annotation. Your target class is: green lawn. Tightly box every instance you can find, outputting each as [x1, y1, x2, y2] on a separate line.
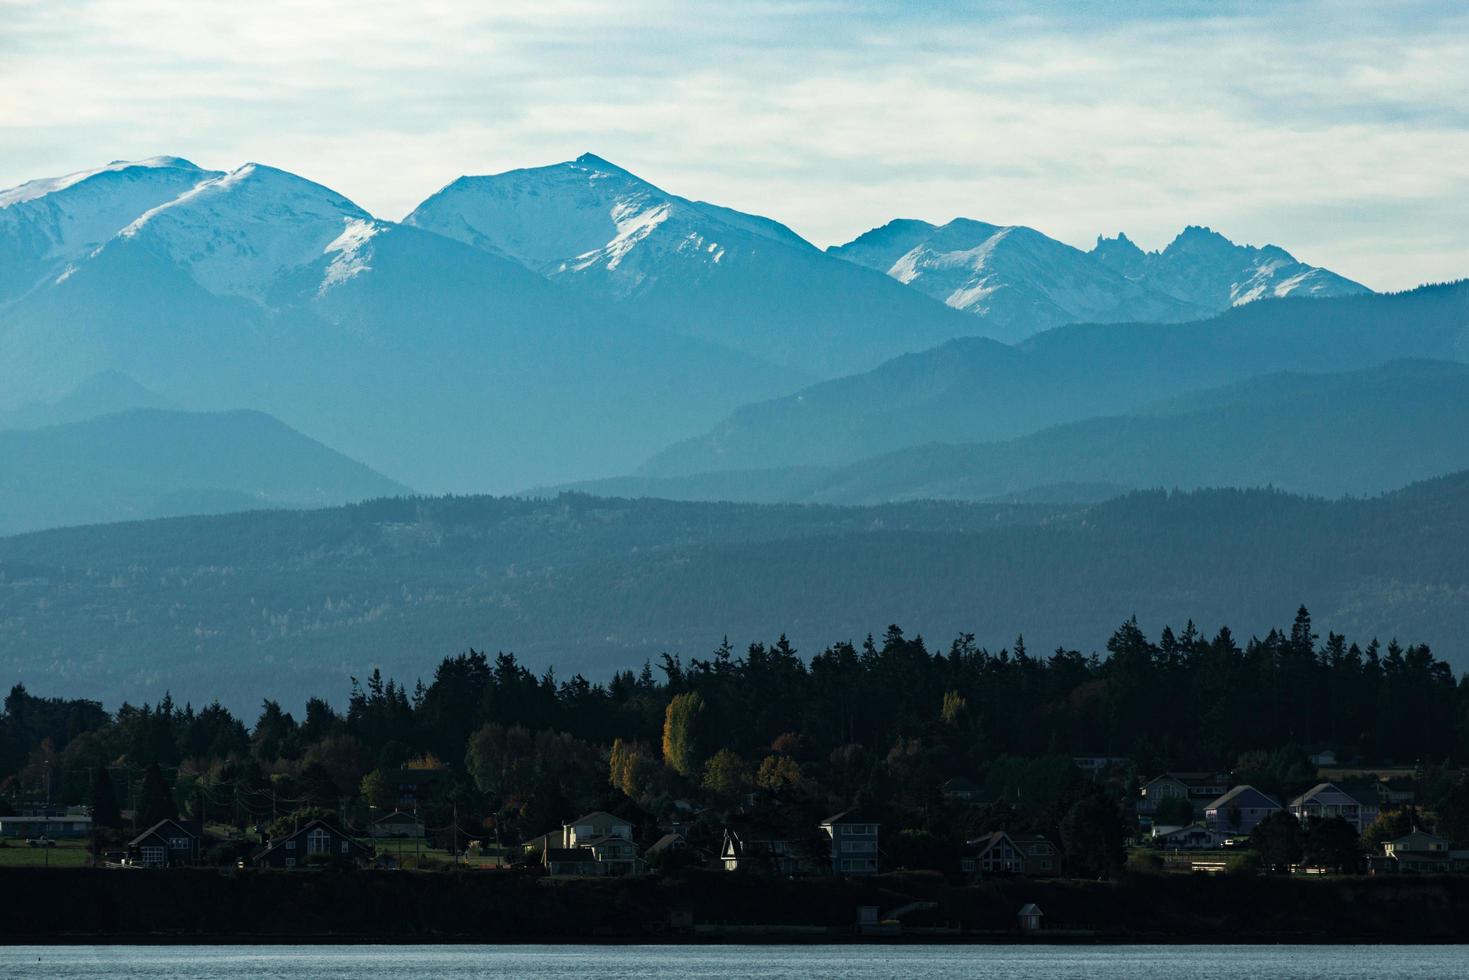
[0, 838, 93, 868]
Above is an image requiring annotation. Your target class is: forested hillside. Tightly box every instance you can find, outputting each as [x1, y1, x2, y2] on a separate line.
[4, 475, 1469, 709]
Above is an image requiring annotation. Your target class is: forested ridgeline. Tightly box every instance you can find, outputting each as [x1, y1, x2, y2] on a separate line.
[6, 472, 1469, 708]
[5, 609, 1469, 861]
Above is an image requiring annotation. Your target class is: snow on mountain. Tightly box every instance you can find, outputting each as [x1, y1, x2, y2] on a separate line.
[112, 163, 388, 303]
[406, 153, 810, 287]
[0, 156, 221, 306]
[831, 219, 1371, 342]
[0, 155, 812, 494]
[1092, 225, 1371, 310]
[405, 153, 979, 375]
[828, 218, 1200, 343]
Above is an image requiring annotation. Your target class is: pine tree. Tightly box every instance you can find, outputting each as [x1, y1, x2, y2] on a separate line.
[137, 763, 177, 827]
[90, 766, 122, 828]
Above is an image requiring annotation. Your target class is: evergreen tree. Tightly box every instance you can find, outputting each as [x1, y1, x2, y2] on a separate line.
[90, 766, 122, 828]
[137, 763, 177, 827]
[1060, 792, 1125, 878]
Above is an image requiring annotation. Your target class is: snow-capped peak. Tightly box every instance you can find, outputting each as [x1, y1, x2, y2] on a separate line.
[404, 153, 813, 290]
[110, 162, 380, 302]
[0, 156, 204, 210]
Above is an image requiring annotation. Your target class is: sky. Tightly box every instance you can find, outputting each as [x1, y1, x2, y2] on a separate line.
[2, 0, 1466, 290]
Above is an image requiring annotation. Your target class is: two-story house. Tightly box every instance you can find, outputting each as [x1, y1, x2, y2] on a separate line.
[127, 818, 202, 867]
[819, 809, 879, 875]
[541, 810, 644, 876]
[252, 819, 373, 869]
[1370, 829, 1455, 874]
[1202, 785, 1282, 836]
[1287, 782, 1379, 833]
[961, 831, 1060, 877]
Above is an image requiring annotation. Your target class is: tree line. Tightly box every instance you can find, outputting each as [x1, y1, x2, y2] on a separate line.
[3, 607, 1468, 874]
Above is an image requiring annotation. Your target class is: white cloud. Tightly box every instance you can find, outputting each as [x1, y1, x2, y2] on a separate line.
[1, 0, 1465, 289]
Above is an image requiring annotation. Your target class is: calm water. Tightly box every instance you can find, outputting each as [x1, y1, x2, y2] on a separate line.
[2, 946, 1468, 979]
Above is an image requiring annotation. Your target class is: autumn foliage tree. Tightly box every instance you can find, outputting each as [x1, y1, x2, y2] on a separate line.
[662, 692, 707, 777]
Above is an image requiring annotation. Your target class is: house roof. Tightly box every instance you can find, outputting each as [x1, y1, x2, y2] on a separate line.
[1288, 782, 1371, 808]
[128, 818, 199, 848]
[647, 832, 685, 854]
[372, 809, 422, 825]
[1390, 829, 1448, 848]
[579, 833, 635, 848]
[1018, 903, 1043, 915]
[253, 819, 368, 860]
[1204, 785, 1281, 812]
[566, 810, 627, 827]
[821, 808, 878, 826]
[1146, 771, 1226, 788]
[544, 847, 596, 863]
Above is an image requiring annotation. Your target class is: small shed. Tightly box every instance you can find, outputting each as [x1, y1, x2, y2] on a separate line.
[1017, 903, 1044, 933]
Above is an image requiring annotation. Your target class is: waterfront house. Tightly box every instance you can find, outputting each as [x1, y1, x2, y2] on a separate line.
[538, 810, 644, 875]
[1369, 829, 1454, 874]
[1202, 786, 1281, 835]
[962, 831, 1060, 877]
[127, 818, 202, 867]
[1017, 903, 1044, 933]
[820, 809, 879, 875]
[252, 819, 372, 869]
[1287, 782, 1379, 833]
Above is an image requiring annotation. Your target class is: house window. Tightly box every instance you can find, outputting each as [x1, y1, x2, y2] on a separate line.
[285, 857, 296, 868]
[341, 841, 351, 854]
[307, 829, 332, 855]
[285, 840, 296, 850]
[169, 837, 190, 850]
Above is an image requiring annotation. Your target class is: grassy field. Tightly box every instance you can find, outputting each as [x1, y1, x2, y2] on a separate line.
[0, 838, 92, 868]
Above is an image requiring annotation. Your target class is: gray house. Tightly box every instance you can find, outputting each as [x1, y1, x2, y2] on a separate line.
[820, 809, 879, 875]
[1203, 785, 1281, 835]
[1288, 782, 1379, 833]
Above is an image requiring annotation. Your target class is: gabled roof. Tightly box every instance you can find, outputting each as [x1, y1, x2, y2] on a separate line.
[566, 810, 627, 826]
[1288, 782, 1370, 808]
[544, 846, 596, 863]
[647, 832, 686, 854]
[128, 818, 199, 848]
[965, 830, 1016, 853]
[253, 819, 369, 860]
[821, 808, 879, 825]
[372, 809, 423, 825]
[579, 833, 636, 848]
[1204, 785, 1281, 812]
[1018, 903, 1043, 915]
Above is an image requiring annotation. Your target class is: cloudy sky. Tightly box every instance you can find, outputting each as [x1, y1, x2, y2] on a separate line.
[2, 0, 1465, 289]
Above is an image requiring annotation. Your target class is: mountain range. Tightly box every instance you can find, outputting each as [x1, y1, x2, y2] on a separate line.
[554, 359, 1469, 504]
[637, 282, 1469, 479]
[828, 220, 1367, 343]
[0, 153, 1384, 505]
